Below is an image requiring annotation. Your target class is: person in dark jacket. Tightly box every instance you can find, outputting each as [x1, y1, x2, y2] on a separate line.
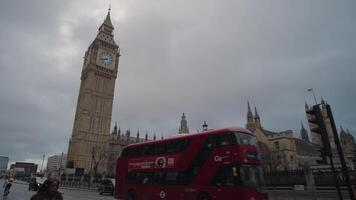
[30, 177, 63, 200]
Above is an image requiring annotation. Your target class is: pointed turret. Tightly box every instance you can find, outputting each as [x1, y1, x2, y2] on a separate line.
[246, 100, 256, 132]
[247, 101, 253, 123]
[340, 126, 346, 136]
[346, 129, 355, 143]
[178, 113, 189, 134]
[136, 129, 140, 142]
[104, 8, 114, 28]
[126, 129, 131, 142]
[99, 8, 114, 32]
[112, 122, 118, 135]
[300, 121, 309, 142]
[254, 107, 261, 128]
[340, 126, 347, 145]
[96, 8, 117, 46]
[305, 101, 309, 110]
[321, 97, 326, 105]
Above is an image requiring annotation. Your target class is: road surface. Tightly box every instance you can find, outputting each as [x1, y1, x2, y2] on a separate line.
[0, 179, 352, 200]
[0, 179, 113, 200]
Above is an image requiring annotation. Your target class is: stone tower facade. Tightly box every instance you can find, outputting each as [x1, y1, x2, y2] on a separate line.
[178, 113, 189, 134]
[67, 10, 120, 174]
[340, 127, 356, 155]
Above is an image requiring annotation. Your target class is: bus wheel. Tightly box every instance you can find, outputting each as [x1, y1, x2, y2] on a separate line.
[127, 189, 136, 200]
[197, 193, 211, 200]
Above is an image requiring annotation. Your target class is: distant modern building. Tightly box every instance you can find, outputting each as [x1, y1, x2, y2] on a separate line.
[0, 156, 9, 174]
[10, 162, 37, 177]
[47, 154, 67, 172]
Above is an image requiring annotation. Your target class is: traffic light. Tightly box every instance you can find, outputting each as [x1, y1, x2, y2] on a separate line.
[306, 105, 332, 157]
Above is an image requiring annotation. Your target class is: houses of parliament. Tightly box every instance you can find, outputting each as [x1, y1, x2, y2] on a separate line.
[66, 11, 356, 176]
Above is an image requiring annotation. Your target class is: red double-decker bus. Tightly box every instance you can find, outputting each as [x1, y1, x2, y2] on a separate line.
[115, 127, 268, 200]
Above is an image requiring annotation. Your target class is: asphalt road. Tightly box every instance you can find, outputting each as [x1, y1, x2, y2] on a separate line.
[0, 179, 114, 200]
[267, 190, 352, 200]
[0, 179, 352, 200]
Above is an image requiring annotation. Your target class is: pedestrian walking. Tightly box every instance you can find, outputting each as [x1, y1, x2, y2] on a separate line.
[30, 177, 63, 200]
[2, 176, 13, 197]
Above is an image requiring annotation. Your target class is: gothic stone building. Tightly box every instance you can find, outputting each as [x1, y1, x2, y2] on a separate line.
[246, 101, 319, 171]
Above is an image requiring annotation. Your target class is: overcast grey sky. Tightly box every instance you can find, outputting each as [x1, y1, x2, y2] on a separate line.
[0, 0, 355, 167]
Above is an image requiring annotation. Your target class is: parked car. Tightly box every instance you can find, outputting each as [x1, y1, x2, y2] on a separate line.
[98, 178, 115, 195]
[28, 177, 47, 191]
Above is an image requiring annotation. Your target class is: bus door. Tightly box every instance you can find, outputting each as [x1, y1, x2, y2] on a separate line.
[210, 163, 244, 200]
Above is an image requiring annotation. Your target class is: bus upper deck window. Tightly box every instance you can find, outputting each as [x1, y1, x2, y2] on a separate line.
[206, 135, 218, 148]
[218, 133, 235, 146]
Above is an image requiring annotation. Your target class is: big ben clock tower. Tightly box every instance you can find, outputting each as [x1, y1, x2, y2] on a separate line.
[67, 10, 120, 173]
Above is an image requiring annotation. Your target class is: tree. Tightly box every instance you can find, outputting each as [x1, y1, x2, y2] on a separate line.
[90, 145, 107, 181]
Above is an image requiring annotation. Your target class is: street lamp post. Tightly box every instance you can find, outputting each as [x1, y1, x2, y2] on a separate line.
[58, 152, 64, 178]
[40, 154, 45, 174]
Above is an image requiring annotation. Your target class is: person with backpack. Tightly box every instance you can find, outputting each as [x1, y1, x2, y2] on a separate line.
[2, 176, 13, 196]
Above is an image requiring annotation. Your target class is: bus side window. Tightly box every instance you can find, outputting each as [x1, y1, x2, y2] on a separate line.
[206, 135, 218, 148]
[218, 133, 235, 146]
[129, 147, 140, 156]
[142, 145, 154, 156]
[142, 172, 154, 184]
[127, 172, 138, 184]
[166, 139, 190, 153]
[153, 172, 166, 184]
[126, 148, 134, 157]
[166, 172, 186, 185]
[154, 144, 167, 154]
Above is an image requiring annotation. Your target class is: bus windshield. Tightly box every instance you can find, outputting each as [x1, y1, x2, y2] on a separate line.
[234, 132, 257, 146]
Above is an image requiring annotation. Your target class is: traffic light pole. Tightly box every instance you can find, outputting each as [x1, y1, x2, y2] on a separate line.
[307, 105, 343, 200]
[326, 104, 355, 200]
[329, 155, 343, 200]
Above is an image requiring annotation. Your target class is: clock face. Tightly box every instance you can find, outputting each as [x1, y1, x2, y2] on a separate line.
[99, 51, 113, 66]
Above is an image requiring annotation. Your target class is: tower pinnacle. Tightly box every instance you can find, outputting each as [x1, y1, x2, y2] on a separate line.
[178, 113, 189, 134]
[247, 100, 253, 123]
[254, 106, 261, 128]
[300, 121, 309, 142]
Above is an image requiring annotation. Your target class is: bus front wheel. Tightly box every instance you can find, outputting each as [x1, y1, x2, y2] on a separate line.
[127, 189, 136, 200]
[197, 193, 211, 200]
